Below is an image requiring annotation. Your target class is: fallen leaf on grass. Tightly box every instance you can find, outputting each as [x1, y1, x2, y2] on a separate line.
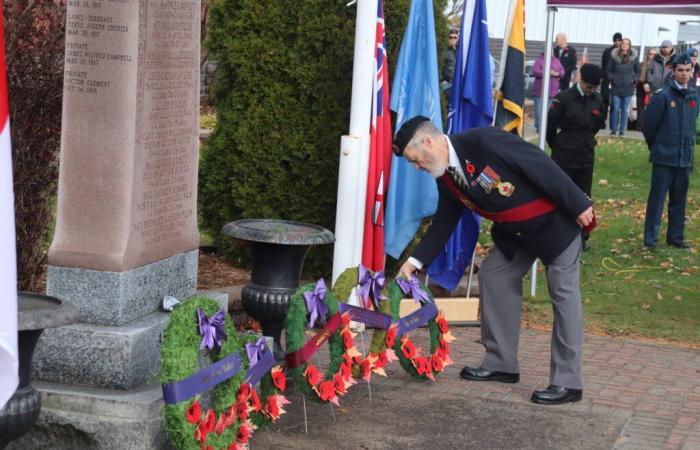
[657, 292, 663, 300]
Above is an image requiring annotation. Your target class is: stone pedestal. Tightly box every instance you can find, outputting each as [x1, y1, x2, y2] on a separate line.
[24, 0, 202, 448]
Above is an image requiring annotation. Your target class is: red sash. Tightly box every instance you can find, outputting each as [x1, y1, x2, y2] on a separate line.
[440, 174, 556, 223]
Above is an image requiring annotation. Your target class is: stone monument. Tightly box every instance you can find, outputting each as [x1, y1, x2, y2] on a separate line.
[11, 0, 201, 448]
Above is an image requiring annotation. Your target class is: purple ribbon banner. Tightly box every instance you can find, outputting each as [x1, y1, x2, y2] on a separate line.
[245, 344, 276, 386]
[338, 303, 392, 329]
[396, 302, 438, 337]
[162, 352, 242, 405]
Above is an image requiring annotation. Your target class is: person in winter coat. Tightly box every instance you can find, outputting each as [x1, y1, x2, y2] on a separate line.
[553, 33, 578, 91]
[533, 49, 565, 133]
[606, 38, 639, 136]
[642, 53, 698, 249]
[637, 47, 658, 130]
[646, 40, 675, 95]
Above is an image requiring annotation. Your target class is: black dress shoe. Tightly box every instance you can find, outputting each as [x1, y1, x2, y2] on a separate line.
[459, 366, 519, 383]
[531, 385, 582, 405]
[668, 241, 690, 249]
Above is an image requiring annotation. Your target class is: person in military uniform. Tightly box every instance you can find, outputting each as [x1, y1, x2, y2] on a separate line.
[546, 63, 606, 248]
[393, 116, 594, 405]
[642, 52, 698, 249]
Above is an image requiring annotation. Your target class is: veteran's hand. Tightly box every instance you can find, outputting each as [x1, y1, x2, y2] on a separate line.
[576, 206, 594, 228]
[398, 260, 418, 280]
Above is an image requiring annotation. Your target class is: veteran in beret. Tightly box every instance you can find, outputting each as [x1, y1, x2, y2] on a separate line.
[394, 117, 594, 405]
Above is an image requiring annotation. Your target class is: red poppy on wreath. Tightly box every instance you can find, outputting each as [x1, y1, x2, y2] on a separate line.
[186, 399, 202, 424]
[235, 421, 255, 445]
[271, 366, 286, 391]
[333, 372, 348, 395]
[401, 336, 418, 359]
[342, 328, 354, 350]
[317, 380, 338, 404]
[235, 400, 248, 422]
[304, 364, 322, 386]
[690, 100, 696, 108]
[431, 353, 444, 372]
[360, 358, 372, 380]
[202, 409, 215, 433]
[236, 383, 249, 403]
[249, 387, 261, 412]
[214, 414, 227, 435]
[591, 109, 600, 116]
[386, 325, 397, 348]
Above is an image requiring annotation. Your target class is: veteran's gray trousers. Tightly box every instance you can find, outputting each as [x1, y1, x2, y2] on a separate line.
[478, 235, 583, 389]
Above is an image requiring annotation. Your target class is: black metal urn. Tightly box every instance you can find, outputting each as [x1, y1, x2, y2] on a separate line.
[222, 219, 334, 358]
[0, 292, 78, 449]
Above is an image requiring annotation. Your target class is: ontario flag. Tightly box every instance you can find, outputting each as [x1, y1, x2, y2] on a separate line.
[0, 9, 19, 410]
[361, 0, 392, 271]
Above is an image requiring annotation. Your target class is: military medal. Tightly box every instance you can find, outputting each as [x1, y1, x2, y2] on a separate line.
[498, 181, 515, 197]
[670, 100, 677, 108]
[477, 165, 500, 194]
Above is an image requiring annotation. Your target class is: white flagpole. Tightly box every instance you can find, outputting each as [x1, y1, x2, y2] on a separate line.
[332, 0, 379, 285]
[0, 21, 18, 408]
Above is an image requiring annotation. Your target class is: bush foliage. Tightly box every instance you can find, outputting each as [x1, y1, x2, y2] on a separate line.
[4, 0, 65, 291]
[200, 0, 446, 276]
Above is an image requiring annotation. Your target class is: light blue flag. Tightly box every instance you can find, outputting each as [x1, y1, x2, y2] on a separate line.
[427, 0, 493, 291]
[384, 0, 442, 259]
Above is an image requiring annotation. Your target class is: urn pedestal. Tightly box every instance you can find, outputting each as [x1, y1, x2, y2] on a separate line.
[222, 219, 334, 358]
[0, 293, 77, 449]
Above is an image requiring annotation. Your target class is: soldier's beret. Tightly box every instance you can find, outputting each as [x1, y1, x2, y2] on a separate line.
[393, 116, 430, 155]
[579, 63, 603, 85]
[674, 52, 692, 67]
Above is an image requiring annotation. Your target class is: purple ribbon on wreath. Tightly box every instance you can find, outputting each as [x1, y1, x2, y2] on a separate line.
[245, 337, 266, 367]
[197, 308, 228, 351]
[396, 275, 432, 304]
[304, 279, 328, 328]
[357, 264, 386, 308]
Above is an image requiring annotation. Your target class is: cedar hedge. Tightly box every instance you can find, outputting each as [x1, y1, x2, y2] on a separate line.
[199, 0, 446, 277]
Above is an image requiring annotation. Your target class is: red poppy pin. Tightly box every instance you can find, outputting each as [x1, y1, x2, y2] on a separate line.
[690, 100, 697, 108]
[591, 109, 600, 116]
[465, 163, 475, 174]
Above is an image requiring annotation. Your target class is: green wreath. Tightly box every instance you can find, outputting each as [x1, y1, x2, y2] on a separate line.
[161, 297, 288, 450]
[386, 280, 455, 381]
[332, 267, 397, 380]
[284, 281, 359, 405]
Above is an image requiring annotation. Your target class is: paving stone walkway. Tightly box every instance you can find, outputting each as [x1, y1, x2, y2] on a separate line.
[252, 326, 700, 449]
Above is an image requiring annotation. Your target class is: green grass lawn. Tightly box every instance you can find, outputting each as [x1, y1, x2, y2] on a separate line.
[485, 137, 700, 345]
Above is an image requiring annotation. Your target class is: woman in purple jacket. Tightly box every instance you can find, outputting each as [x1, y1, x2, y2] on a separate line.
[533, 49, 565, 133]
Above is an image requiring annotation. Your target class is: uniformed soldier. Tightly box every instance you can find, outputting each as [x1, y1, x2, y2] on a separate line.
[394, 117, 594, 405]
[642, 52, 698, 249]
[546, 63, 606, 249]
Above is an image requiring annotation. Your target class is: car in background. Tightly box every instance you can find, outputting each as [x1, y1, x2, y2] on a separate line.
[524, 60, 535, 98]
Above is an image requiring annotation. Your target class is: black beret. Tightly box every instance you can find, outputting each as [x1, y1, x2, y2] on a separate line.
[674, 52, 692, 67]
[687, 48, 698, 58]
[579, 63, 603, 85]
[613, 32, 622, 41]
[393, 116, 430, 155]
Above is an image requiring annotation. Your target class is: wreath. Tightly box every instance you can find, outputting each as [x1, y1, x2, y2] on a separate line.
[332, 266, 398, 382]
[284, 279, 360, 405]
[386, 277, 455, 381]
[161, 297, 288, 450]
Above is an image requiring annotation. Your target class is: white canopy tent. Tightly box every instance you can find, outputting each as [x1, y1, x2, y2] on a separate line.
[531, 1, 700, 295]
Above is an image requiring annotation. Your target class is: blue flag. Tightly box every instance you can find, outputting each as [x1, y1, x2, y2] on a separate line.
[426, 0, 493, 291]
[384, 0, 442, 259]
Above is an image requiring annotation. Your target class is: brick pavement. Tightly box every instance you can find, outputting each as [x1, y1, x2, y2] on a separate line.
[434, 326, 700, 450]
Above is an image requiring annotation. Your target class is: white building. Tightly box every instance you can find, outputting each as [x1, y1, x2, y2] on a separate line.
[484, 0, 697, 48]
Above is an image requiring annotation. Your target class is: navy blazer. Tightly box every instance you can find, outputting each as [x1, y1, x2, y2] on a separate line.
[412, 127, 592, 266]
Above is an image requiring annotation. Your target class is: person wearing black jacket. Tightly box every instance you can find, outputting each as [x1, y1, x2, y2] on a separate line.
[554, 33, 578, 91]
[393, 117, 594, 405]
[547, 64, 606, 248]
[601, 32, 622, 127]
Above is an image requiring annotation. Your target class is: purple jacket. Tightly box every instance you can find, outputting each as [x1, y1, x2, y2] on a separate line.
[533, 55, 565, 97]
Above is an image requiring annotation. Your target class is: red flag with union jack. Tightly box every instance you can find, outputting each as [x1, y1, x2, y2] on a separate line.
[361, 0, 392, 271]
[0, 8, 20, 409]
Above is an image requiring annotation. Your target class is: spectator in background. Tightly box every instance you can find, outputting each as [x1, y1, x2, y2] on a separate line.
[533, 46, 565, 133]
[637, 47, 658, 130]
[601, 32, 623, 128]
[440, 29, 458, 97]
[642, 53, 698, 249]
[554, 33, 578, 91]
[687, 47, 700, 87]
[607, 38, 639, 137]
[647, 40, 675, 95]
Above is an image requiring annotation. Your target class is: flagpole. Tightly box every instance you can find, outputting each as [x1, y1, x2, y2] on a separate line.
[332, 0, 379, 285]
[493, 0, 516, 126]
[530, 6, 557, 297]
